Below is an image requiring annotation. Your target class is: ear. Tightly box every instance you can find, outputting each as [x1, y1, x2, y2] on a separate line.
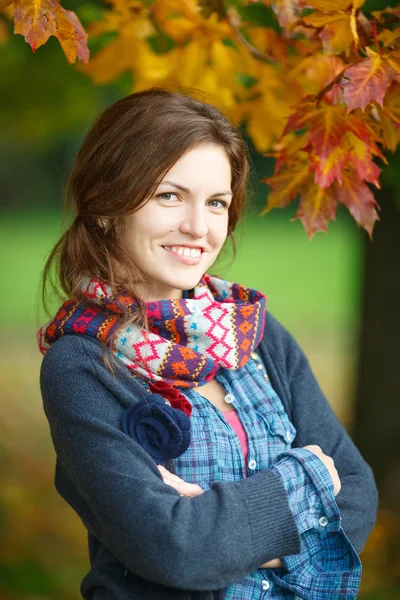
[98, 218, 108, 229]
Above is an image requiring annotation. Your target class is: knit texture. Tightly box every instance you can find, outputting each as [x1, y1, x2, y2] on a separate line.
[37, 274, 266, 387]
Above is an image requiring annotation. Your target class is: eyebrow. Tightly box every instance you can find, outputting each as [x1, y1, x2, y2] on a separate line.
[159, 181, 233, 198]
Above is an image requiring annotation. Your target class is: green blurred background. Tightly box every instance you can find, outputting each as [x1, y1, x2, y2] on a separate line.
[1, 7, 400, 600]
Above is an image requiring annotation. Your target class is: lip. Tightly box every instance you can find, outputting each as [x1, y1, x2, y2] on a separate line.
[162, 246, 204, 266]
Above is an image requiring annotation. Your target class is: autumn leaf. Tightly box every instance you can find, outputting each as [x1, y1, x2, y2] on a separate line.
[294, 182, 337, 238]
[307, 0, 357, 10]
[375, 105, 400, 152]
[302, 11, 355, 55]
[335, 169, 380, 237]
[283, 102, 375, 162]
[13, 0, 89, 63]
[382, 81, 400, 125]
[261, 152, 311, 213]
[341, 50, 400, 112]
[313, 131, 380, 188]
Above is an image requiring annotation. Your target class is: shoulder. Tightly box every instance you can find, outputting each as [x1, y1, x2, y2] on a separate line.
[40, 335, 135, 415]
[41, 334, 125, 378]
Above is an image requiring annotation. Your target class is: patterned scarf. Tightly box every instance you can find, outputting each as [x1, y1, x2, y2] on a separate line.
[38, 274, 266, 388]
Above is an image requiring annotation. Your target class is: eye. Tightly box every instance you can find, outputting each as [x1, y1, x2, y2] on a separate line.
[208, 199, 229, 209]
[156, 192, 179, 201]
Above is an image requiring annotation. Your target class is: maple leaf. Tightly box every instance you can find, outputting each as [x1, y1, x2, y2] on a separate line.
[312, 131, 381, 188]
[335, 170, 380, 238]
[260, 152, 311, 213]
[294, 182, 337, 239]
[302, 11, 355, 55]
[341, 50, 400, 112]
[283, 101, 377, 161]
[13, 0, 89, 63]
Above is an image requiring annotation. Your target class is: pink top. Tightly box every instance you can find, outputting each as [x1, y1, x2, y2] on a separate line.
[222, 410, 249, 471]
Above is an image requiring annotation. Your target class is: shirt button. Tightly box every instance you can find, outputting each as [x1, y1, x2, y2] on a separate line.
[264, 373, 269, 382]
[285, 430, 292, 442]
[319, 516, 329, 527]
[248, 459, 257, 470]
[257, 363, 263, 370]
[164, 400, 171, 406]
[224, 393, 235, 404]
[261, 579, 270, 591]
[251, 352, 259, 361]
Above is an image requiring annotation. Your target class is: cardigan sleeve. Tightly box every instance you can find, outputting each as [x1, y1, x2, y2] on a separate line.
[257, 312, 378, 554]
[40, 334, 300, 591]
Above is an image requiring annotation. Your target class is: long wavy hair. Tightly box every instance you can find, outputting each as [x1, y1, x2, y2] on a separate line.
[42, 88, 250, 345]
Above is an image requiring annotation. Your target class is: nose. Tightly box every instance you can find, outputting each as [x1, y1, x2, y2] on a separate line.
[178, 204, 209, 239]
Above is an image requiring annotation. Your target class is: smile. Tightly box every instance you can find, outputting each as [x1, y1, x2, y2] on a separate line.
[162, 245, 204, 265]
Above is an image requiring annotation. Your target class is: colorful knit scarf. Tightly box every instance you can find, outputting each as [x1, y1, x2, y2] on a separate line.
[38, 274, 266, 388]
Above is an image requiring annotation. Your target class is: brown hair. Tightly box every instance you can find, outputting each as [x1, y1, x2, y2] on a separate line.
[42, 87, 249, 339]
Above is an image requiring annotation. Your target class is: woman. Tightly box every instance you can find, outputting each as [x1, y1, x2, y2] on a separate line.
[38, 88, 377, 600]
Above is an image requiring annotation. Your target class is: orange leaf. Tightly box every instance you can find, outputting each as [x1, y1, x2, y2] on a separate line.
[13, 0, 89, 63]
[335, 170, 379, 237]
[294, 183, 337, 239]
[261, 152, 311, 214]
[341, 51, 400, 112]
[0, 0, 13, 8]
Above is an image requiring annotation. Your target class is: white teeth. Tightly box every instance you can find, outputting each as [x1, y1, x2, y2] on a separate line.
[163, 246, 202, 258]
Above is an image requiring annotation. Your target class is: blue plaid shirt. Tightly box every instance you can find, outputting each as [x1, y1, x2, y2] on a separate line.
[173, 352, 361, 599]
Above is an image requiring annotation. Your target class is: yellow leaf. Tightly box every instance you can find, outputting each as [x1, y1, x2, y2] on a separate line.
[302, 10, 356, 55]
[382, 81, 400, 125]
[375, 104, 400, 152]
[153, 0, 200, 44]
[307, 0, 352, 11]
[378, 29, 400, 48]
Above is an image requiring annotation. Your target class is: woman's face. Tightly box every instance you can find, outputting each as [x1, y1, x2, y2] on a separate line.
[120, 144, 233, 301]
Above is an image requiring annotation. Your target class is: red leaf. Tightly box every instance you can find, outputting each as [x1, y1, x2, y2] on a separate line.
[294, 183, 337, 239]
[335, 171, 380, 237]
[341, 52, 400, 112]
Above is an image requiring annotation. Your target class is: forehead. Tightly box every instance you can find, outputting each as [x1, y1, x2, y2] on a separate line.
[161, 145, 232, 190]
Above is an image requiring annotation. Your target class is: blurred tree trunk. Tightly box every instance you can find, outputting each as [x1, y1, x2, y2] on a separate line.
[353, 187, 400, 514]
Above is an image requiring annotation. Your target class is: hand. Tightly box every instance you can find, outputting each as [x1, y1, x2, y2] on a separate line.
[259, 558, 283, 569]
[303, 445, 341, 496]
[157, 465, 204, 498]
